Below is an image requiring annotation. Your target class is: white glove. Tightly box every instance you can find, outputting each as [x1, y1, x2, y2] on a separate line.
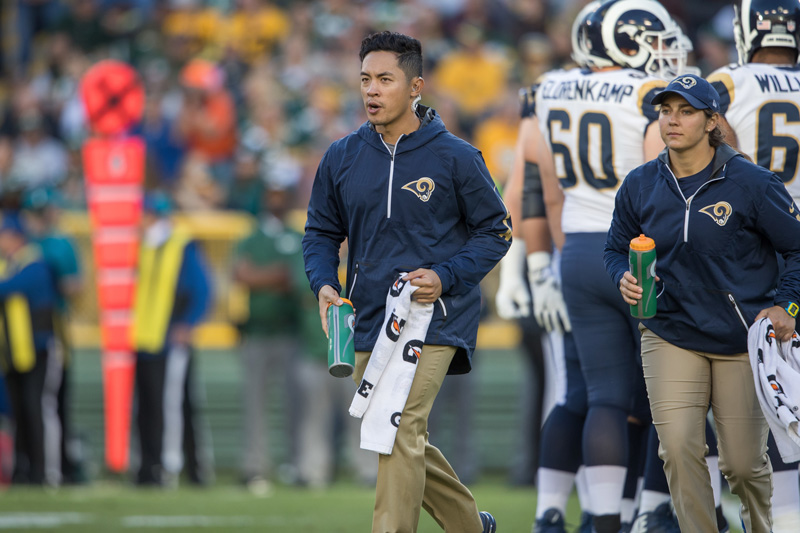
[527, 251, 572, 333]
[495, 239, 531, 319]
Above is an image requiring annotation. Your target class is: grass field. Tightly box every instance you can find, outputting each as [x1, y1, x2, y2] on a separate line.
[0, 476, 747, 532]
[0, 477, 547, 532]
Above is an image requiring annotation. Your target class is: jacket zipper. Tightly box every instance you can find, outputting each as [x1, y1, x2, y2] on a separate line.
[666, 163, 727, 243]
[437, 297, 447, 318]
[381, 134, 404, 219]
[348, 262, 359, 301]
[727, 292, 750, 332]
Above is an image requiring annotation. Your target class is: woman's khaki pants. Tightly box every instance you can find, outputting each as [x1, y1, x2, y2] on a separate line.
[641, 328, 772, 533]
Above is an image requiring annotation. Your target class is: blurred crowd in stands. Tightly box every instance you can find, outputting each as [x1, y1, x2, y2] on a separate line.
[0, 0, 736, 212]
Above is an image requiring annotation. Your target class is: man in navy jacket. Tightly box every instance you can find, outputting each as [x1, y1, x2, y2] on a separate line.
[303, 31, 509, 533]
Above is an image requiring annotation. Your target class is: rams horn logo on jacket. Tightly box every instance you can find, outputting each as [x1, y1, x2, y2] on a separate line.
[676, 76, 697, 89]
[699, 201, 732, 226]
[791, 202, 800, 222]
[402, 177, 435, 202]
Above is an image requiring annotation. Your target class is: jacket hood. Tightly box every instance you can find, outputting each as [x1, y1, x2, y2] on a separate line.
[657, 142, 740, 179]
[357, 105, 445, 153]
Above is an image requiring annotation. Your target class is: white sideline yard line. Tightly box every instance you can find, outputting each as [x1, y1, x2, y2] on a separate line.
[122, 516, 257, 527]
[122, 516, 316, 528]
[0, 513, 316, 529]
[0, 513, 92, 528]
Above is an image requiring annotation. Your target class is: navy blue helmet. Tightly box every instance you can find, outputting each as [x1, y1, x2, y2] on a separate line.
[579, 0, 694, 79]
[735, 0, 800, 64]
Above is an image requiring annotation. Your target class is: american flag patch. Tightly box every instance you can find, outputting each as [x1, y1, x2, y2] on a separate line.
[757, 19, 772, 30]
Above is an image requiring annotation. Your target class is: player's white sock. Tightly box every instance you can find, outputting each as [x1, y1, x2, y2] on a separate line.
[535, 468, 575, 518]
[638, 489, 672, 514]
[621, 497, 636, 524]
[584, 465, 626, 516]
[576, 465, 592, 514]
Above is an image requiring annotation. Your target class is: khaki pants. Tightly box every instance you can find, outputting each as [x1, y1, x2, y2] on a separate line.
[354, 345, 482, 533]
[641, 328, 772, 533]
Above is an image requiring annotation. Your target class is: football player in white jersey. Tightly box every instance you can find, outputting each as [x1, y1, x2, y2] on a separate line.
[708, 2, 800, 531]
[534, 1, 690, 531]
[495, 6, 594, 531]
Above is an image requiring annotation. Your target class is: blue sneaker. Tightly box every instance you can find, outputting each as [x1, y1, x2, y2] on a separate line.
[533, 508, 566, 533]
[630, 503, 680, 533]
[480, 511, 497, 533]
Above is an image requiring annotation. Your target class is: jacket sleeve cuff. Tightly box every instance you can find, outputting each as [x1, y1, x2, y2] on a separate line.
[431, 265, 453, 295]
[312, 279, 342, 300]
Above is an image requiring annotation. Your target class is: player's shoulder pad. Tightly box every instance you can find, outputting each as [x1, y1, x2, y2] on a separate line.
[707, 68, 735, 114]
[638, 79, 669, 122]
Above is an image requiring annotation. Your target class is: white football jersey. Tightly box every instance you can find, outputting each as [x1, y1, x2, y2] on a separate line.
[709, 63, 800, 203]
[536, 68, 665, 233]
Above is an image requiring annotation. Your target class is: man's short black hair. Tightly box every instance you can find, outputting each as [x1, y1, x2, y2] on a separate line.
[359, 31, 423, 82]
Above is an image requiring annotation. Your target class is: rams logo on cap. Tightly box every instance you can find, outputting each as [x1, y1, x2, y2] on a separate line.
[699, 201, 732, 226]
[676, 76, 697, 90]
[402, 177, 435, 202]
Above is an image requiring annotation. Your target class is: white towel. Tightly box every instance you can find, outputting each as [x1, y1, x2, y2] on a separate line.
[747, 317, 800, 462]
[349, 275, 433, 454]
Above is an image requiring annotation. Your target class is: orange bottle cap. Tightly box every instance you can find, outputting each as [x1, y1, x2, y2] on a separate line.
[630, 234, 655, 251]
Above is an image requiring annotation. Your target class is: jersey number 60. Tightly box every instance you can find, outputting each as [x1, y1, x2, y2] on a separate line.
[547, 110, 619, 191]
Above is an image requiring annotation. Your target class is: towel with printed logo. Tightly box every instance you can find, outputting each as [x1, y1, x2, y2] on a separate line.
[747, 317, 800, 462]
[349, 275, 433, 454]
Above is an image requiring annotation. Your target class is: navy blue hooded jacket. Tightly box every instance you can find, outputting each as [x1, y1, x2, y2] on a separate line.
[303, 107, 511, 374]
[605, 143, 800, 355]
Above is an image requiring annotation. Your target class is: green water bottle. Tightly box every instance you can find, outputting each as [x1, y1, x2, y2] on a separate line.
[629, 234, 657, 319]
[327, 298, 355, 377]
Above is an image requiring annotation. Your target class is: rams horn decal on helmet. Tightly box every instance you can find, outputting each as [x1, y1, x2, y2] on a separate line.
[580, 0, 694, 79]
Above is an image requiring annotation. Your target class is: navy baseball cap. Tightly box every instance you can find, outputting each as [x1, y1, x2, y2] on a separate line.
[650, 74, 721, 113]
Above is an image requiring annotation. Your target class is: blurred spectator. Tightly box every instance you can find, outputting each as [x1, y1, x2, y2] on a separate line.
[226, 148, 265, 216]
[22, 187, 86, 484]
[0, 82, 60, 141]
[0, 107, 69, 192]
[51, 0, 112, 56]
[175, 58, 237, 189]
[472, 90, 520, 186]
[517, 32, 555, 86]
[432, 23, 511, 136]
[131, 192, 214, 487]
[0, 211, 61, 486]
[173, 152, 224, 210]
[136, 90, 186, 189]
[427, 370, 479, 485]
[224, 0, 291, 65]
[161, 0, 219, 65]
[231, 174, 304, 494]
[16, 0, 69, 76]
